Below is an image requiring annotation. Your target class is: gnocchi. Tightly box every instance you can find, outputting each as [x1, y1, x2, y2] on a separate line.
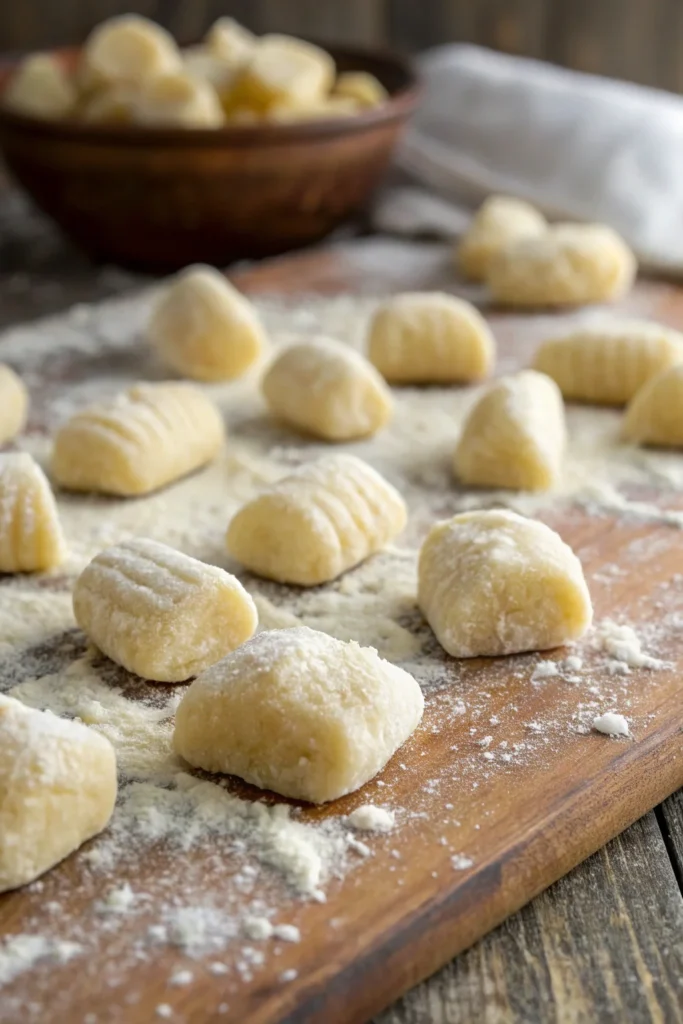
[0, 453, 66, 573]
[457, 195, 547, 282]
[205, 17, 257, 67]
[0, 365, 28, 445]
[147, 265, 265, 381]
[132, 71, 225, 128]
[488, 223, 636, 307]
[454, 370, 566, 492]
[333, 71, 388, 108]
[623, 364, 683, 447]
[73, 538, 257, 682]
[228, 34, 335, 114]
[3, 54, 77, 120]
[0, 694, 117, 893]
[173, 626, 424, 803]
[533, 320, 683, 405]
[261, 336, 393, 441]
[367, 292, 495, 384]
[79, 14, 182, 91]
[226, 453, 407, 586]
[418, 509, 592, 658]
[52, 382, 224, 496]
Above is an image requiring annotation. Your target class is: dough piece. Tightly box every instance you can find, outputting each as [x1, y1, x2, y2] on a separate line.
[226, 453, 407, 586]
[52, 382, 224, 496]
[267, 96, 359, 122]
[228, 35, 335, 114]
[533, 320, 683, 406]
[79, 83, 139, 124]
[73, 538, 257, 682]
[0, 453, 67, 573]
[262, 336, 393, 441]
[205, 17, 257, 67]
[132, 71, 225, 128]
[454, 370, 566, 491]
[3, 54, 76, 120]
[488, 223, 636, 307]
[147, 265, 265, 381]
[182, 46, 236, 99]
[457, 196, 547, 282]
[0, 365, 28, 444]
[173, 626, 424, 803]
[0, 694, 117, 893]
[623, 364, 683, 447]
[80, 15, 182, 91]
[418, 509, 592, 658]
[333, 71, 388, 108]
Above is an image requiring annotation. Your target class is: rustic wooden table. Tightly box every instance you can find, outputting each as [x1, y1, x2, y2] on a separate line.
[0, 183, 682, 1024]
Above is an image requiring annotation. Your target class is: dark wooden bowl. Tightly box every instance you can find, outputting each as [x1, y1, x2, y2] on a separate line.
[0, 44, 420, 271]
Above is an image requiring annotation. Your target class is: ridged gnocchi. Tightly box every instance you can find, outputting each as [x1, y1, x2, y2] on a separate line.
[132, 71, 225, 128]
[174, 626, 424, 803]
[0, 365, 28, 445]
[228, 35, 335, 114]
[333, 71, 388, 108]
[454, 370, 566, 491]
[623, 364, 683, 447]
[0, 453, 66, 573]
[488, 223, 636, 307]
[262, 337, 393, 441]
[0, 694, 117, 893]
[457, 196, 547, 282]
[52, 382, 224, 496]
[533, 320, 683, 405]
[79, 14, 182, 91]
[3, 54, 77, 120]
[147, 265, 265, 381]
[418, 510, 592, 658]
[73, 538, 258, 682]
[367, 292, 495, 385]
[226, 453, 406, 586]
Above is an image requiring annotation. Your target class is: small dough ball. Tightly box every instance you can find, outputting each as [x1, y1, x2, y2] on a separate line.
[367, 292, 495, 385]
[174, 626, 424, 803]
[132, 71, 225, 128]
[229, 35, 335, 114]
[267, 96, 359, 122]
[333, 71, 388, 108]
[623, 364, 683, 447]
[0, 365, 28, 444]
[3, 54, 76, 120]
[80, 15, 182, 91]
[79, 83, 139, 124]
[147, 265, 265, 381]
[418, 509, 592, 658]
[0, 694, 117, 893]
[454, 370, 566, 491]
[227, 453, 407, 586]
[0, 453, 67, 573]
[533, 320, 683, 406]
[52, 382, 224, 496]
[488, 223, 636, 307]
[262, 336, 393, 441]
[457, 195, 547, 282]
[182, 46, 236, 100]
[74, 538, 257, 682]
[205, 17, 257, 68]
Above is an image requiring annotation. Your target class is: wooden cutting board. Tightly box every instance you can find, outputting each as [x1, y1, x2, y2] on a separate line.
[1, 239, 683, 1024]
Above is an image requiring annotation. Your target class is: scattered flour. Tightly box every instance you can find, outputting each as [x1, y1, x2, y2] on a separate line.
[451, 855, 475, 870]
[0, 935, 82, 986]
[593, 713, 630, 737]
[593, 619, 667, 674]
[347, 805, 396, 833]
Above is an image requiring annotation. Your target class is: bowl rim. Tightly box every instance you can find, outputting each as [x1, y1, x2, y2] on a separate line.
[0, 40, 422, 146]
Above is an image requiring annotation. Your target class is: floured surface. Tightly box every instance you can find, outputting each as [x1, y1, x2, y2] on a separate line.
[0, 250, 682, 1024]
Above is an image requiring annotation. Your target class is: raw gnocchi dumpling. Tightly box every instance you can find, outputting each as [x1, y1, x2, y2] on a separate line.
[181, 47, 237, 99]
[623, 364, 683, 447]
[333, 71, 388, 108]
[226, 453, 407, 586]
[174, 626, 424, 803]
[205, 17, 257, 67]
[533, 320, 683, 405]
[0, 453, 66, 572]
[262, 336, 393, 441]
[79, 83, 139, 124]
[147, 265, 265, 381]
[73, 538, 257, 682]
[367, 292, 495, 384]
[454, 370, 566, 491]
[0, 694, 117, 893]
[488, 223, 636, 307]
[457, 196, 547, 282]
[0, 365, 28, 445]
[418, 510, 592, 658]
[80, 15, 182, 91]
[132, 71, 225, 128]
[3, 54, 77, 120]
[228, 35, 334, 114]
[52, 382, 224, 496]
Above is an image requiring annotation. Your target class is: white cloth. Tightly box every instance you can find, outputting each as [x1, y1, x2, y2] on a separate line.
[378, 44, 683, 273]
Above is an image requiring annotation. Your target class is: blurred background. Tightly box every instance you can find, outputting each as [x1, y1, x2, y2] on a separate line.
[3, 0, 683, 93]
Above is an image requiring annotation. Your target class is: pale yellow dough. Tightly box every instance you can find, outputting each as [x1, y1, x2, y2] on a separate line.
[205, 17, 257, 67]
[418, 510, 592, 658]
[181, 46, 237, 99]
[73, 538, 257, 682]
[226, 453, 407, 586]
[333, 71, 388, 108]
[0, 364, 28, 444]
[173, 626, 424, 803]
[262, 336, 393, 441]
[0, 453, 66, 573]
[623, 364, 683, 447]
[454, 370, 566, 492]
[147, 265, 265, 381]
[457, 196, 547, 282]
[533, 320, 683, 406]
[3, 54, 77, 120]
[132, 71, 225, 128]
[228, 35, 334, 114]
[0, 694, 117, 893]
[488, 223, 636, 307]
[52, 381, 224, 496]
[367, 292, 495, 385]
[80, 15, 182, 91]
